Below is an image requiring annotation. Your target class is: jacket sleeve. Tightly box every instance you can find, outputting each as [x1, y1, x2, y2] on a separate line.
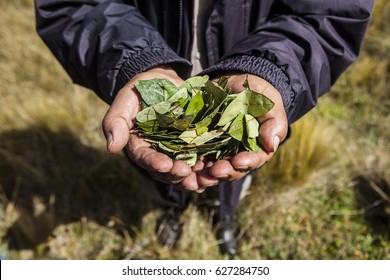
[35, 0, 191, 104]
[202, 0, 374, 123]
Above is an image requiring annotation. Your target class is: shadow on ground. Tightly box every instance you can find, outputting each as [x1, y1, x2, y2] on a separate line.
[353, 175, 390, 239]
[0, 125, 153, 250]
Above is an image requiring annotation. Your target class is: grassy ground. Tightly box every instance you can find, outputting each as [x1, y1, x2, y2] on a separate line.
[0, 0, 389, 259]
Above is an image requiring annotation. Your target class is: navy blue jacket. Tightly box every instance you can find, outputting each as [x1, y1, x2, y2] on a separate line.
[35, 0, 373, 123]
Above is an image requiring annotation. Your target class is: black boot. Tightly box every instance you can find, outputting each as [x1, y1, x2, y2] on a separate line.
[213, 214, 239, 256]
[203, 183, 242, 256]
[156, 207, 184, 248]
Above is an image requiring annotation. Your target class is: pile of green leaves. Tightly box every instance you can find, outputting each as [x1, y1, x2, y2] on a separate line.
[135, 75, 274, 166]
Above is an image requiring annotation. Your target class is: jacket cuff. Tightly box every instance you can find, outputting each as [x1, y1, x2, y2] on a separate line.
[201, 55, 295, 116]
[113, 48, 192, 97]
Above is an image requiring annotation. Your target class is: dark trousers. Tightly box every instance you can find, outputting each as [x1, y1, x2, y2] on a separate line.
[152, 175, 250, 219]
[125, 149, 250, 218]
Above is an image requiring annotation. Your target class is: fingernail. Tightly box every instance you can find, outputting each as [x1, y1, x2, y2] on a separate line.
[235, 165, 250, 171]
[215, 174, 229, 179]
[273, 135, 280, 152]
[107, 133, 113, 151]
[171, 175, 183, 183]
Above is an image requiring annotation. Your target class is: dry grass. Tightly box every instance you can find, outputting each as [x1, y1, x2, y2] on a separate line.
[0, 0, 389, 259]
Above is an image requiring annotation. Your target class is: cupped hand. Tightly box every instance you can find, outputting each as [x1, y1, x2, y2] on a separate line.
[103, 70, 288, 193]
[195, 73, 289, 190]
[102, 66, 195, 187]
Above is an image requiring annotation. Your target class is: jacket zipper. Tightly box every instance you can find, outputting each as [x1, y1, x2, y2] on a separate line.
[177, 0, 184, 54]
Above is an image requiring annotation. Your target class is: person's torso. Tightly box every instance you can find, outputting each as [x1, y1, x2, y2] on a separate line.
[128, 0, 275, 66]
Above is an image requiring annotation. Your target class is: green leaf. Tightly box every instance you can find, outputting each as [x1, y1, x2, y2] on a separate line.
[175, 153, 198, 166]
[172, 115, 193, 131]
[160, 140, 195, 153]
[217, 76, 229, 91]
[196, 137, 232, 154]
[155, 111, 175, 128]
[194, 105, 220, 129]
[170, 103, 186, 117]
[168, 87, 188, 103]
[192, 130, 224, 146]
[195, 126, 208, 135]
[180, 75, 209, 92]
[136, 107, 157, 122]
[217, 89, 274, 126]
[153, 101, 172, 115]
[160, 79, 179, 99]
[136, 120, 159, 132]
[140, 130, 179, 142]
[245, 114, 259, 138]
[228, 114, 245, 141]
[244, 137, 261, 152]
[204, 80, 228, 111]
[179, 130, 198, 144]
[135, 79, 169, 106]
[135, 100, 172, 123]
[214, 138, 240, 159]
[216, 91, 247, 126]
[246, 90, 274, 117]
[185, 91, 204, 122]
[157, 141, 176, 155]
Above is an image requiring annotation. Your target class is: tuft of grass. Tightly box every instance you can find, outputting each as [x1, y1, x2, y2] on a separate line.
[256, 114, 337, 191]
[42, 218, 125, 260]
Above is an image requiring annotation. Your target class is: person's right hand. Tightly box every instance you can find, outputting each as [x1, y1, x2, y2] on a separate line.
[102, 66, 199, 187]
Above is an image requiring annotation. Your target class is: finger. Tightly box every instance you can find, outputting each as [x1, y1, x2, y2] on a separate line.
[257, 89, 288, 153]
[258, 114, 288, 153]
[196, 187, 206, 193]
[230, 151, 262, 171]
[103, 113, 132, 154]
[127, 131, 173, 173]
[208, 159, 232, 179]
[146, 160, 192, 185]
[170, 160, 193, 178]
[147, 171, 183, 185]
[208, 159, 249, 181]
[102, 87, 141, 153]
[196, 162, 220, 188]
[180, 172, 200, 191]
[190, 160, 220, 189]
[192, 159, 205, 173]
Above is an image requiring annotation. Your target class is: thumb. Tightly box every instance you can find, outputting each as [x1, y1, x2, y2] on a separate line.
[258, 116, 287, 153]
[102, 86, 140, 153]
[257, 89, 288, 153]
[103, 112, 132, 154]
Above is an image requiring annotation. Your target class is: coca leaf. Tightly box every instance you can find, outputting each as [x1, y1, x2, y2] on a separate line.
[217, 89, 274, 126]
[180, 75, 209, 92]
[245, 90, 274, 117]
[175, 153, 198, 166]
[135, 79, 175, 107]
[228, 114, 245, 141]
[185, 91, 204, 122]
[244, 137, 261, 152]
[136, 120, 159, 132]
[245, 114, 259, 138]
[191, 130, 225, 146]
[168, 87, 188, 103]
[179, 130, 198, 144]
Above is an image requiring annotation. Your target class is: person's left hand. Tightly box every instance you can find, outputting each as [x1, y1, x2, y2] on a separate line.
[191, 73, 289, 192]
